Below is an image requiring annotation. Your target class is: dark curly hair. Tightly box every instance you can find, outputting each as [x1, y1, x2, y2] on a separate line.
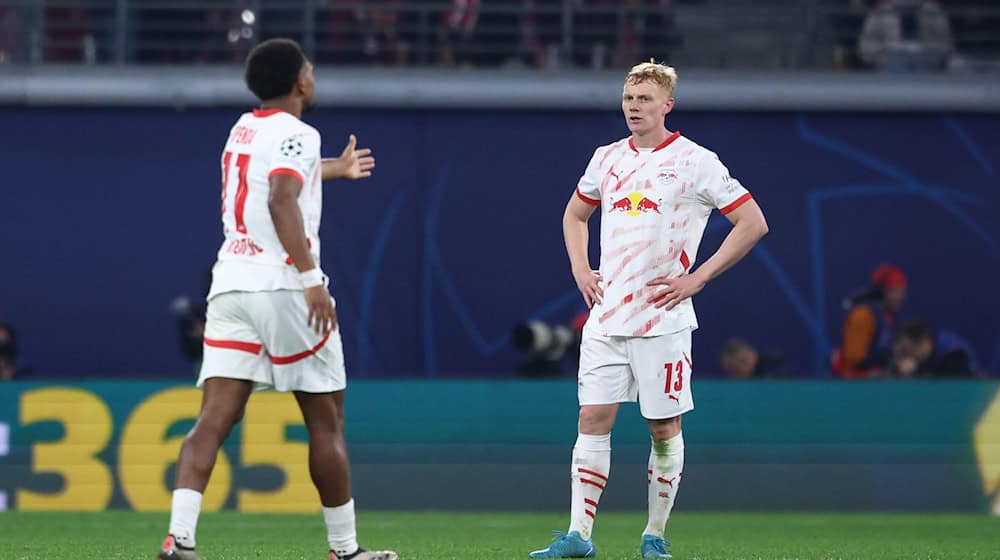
[244, 38, 307, 102]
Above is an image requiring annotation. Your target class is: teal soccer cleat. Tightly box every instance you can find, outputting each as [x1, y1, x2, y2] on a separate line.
[640, 534, 673, 559]
[528, 531, 596, 558]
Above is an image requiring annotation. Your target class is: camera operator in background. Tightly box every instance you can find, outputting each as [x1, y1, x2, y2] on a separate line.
[170, 296, 207, 376]
[511, 311, 588, 377]
[889, 320, 980, 379]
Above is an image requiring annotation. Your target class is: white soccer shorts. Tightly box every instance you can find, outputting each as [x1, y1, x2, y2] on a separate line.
[578, 324, 694, 420]
[199, 290, 346, 393]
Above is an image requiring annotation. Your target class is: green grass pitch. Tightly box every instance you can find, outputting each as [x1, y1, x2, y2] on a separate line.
[0, 511, 997, 559]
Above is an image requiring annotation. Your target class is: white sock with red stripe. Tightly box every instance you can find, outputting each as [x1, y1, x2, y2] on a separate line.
[168, 488, 202, 549]
[643, 432, 684, 538]
[568, 432, 611, 541]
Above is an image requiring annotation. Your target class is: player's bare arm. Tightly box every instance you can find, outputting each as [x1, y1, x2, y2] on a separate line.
[648, 199, 768, 310]
[563, 194, 604, 308]
[268, 173, 337, 334]
[321, 134, 375, 180]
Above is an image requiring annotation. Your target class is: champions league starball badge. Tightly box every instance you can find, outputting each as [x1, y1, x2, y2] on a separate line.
[280, 137, 304, 158]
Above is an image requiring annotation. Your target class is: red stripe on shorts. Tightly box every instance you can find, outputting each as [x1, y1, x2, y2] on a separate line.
[204, 338, 262, 355]
[270, 328, 333, 365]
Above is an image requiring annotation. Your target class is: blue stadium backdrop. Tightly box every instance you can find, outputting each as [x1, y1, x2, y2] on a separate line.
[0, 109, 998, 378]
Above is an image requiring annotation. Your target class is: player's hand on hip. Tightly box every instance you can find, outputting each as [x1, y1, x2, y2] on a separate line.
[573, 269, 604, 308]
[304, 285, 338, 335]
[339, 134, 375, 180]
[647, 273, 705, 310]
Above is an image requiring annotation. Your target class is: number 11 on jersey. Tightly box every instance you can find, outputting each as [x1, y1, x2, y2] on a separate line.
[221, 151, 251, 234]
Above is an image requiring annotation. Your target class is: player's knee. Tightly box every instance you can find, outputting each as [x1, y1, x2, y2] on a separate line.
[578, 406, 615, 433]
[190, 412, 239, 443]
[647, 415, 681, 441]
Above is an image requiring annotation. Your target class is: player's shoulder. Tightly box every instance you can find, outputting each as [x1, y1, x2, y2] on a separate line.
[292, 118, 321, 139]
[672, 134, 710, 157]
[674, 135, 723, 166]
[590, 137, 630, 160]
[273, 114, 319, 139]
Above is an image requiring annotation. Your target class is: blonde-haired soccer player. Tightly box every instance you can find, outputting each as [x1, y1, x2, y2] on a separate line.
[529, 62, 768, 559]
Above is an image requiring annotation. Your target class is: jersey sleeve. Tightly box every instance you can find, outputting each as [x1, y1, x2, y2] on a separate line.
[574, 148, 603, 206]
[695, 151, 752, 215]
[266, 129, 320, 185]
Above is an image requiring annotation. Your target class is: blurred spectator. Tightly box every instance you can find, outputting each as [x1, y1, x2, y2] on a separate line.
[833, 263, 907, 379]
[352, 0, 410, 66]
[0, 4, 17, 64]
[719, 338, 784, 379]
[830, 0, 875, 69]
[615, 0, 678, 69]
[324, 0, 366, 64]
[506, 0, 552, 69]
[43, 0, 95, 64]
[573, 0, 677, 70]
[858, 0, 953, 71]
[439, 0, 480, 66]
[890, 320, 979, 378]
[0, 322, 24, 381]
[574, 0, 617, 69]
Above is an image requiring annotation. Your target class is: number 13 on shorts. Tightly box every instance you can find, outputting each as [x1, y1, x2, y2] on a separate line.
[663, 353, 692, 402]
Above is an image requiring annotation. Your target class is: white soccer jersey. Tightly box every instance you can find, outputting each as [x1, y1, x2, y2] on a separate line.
[208, 108, 323, 300]
[576, 132, 752, 337]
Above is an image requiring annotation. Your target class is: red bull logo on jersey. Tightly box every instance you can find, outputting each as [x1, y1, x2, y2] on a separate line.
[610, 197, 633, 212]
[609, 192, 662, 217]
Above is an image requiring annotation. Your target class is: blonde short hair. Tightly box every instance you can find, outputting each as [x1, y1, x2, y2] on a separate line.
[626, 61, 678, 97]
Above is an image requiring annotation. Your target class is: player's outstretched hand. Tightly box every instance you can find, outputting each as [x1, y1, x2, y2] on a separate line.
[646, 273, 706, 310]
[574, 269, 604, 309]
[304, 285, 338, 335]
[338, 134, 375, 179]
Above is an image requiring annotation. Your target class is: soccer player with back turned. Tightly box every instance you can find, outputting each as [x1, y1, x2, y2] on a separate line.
[156, 38, 395, 560]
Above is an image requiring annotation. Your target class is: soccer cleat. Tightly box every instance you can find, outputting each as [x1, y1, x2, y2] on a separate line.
[528, 531, 596, 558]
[330, 548, 398, 560]
[640, 534, 672, 559]
[157, 535, 201, 560]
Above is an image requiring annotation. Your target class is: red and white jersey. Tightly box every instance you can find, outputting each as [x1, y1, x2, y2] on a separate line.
[208, 108, 323, 300]
[576, 132, 752, 337]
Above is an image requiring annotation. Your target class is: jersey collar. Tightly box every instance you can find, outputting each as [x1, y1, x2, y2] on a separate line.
[629, 130, 682, 153]
[252, 108, 286, 118]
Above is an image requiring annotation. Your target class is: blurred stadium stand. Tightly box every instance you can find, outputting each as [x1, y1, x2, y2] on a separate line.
[0, 1, 997, 71]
